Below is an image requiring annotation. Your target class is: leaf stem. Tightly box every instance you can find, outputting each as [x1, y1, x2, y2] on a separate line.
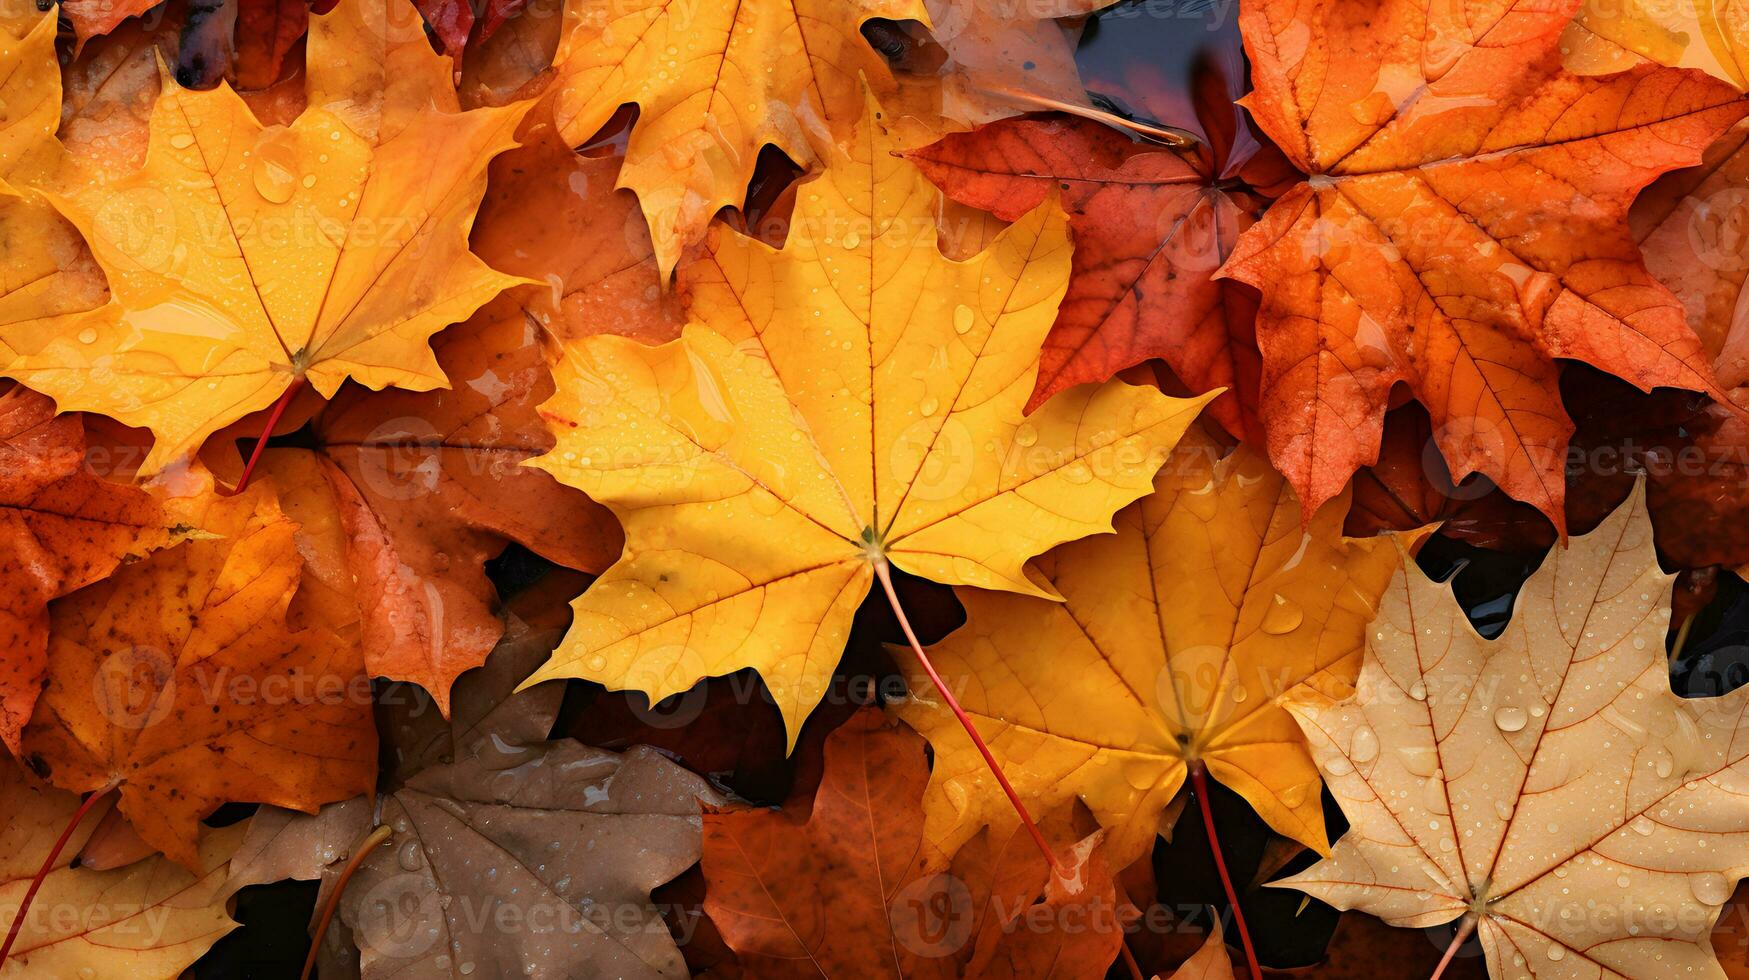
[234, 378, 305, 494]
[1429, 915, 1477, 980]
[1188, 760, 1261, 980]
[301, 822, 393, 980]
[971, 86, 1201, 148]
[1669, 613, 1696, 663]
[0, 780, 120, 966]
[872, 558, 1061, 874]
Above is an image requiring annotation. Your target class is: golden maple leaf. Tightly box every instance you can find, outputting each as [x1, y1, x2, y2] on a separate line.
[1565, 0, 1749, 89]
[0, 7, 530, 475]
[0, 763, 242, 976]
[1278, 483, 1749, 977]
[548, 0, 927, 276]
[0, 13, 108, 356]
[895, 430, 1404, 867]
[524, 91, 1213, 742]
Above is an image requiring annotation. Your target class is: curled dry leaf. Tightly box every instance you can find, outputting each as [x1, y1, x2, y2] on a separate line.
[895, 430, 1404, 868]
[0, 0, 529, 475]
[0, 762, 244, 978]
[1224, 0, 1745, 529]
[546, 0, 925, 275]
[19, 480, 376, 869]
[1279, 483, 1749, 977]
[524, 90, 1212, 743]
[0, 384, 184, 753]
[701, 710, 1126, 978]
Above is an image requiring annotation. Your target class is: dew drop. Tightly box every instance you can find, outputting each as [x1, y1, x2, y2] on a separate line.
[1260, 594, 1303, 635]
[953, 304, 975, 334]
[919, 396, 939, 417]
[251, 150, 298, 204]
[1014, 424, 1038, 447]
[1690, 871, 1731, 904]
[1349, 725, 1379, 763]
[77, 327, 97, 344]
[1493, 705, 1528, 733]
[169, 132, 195, 150]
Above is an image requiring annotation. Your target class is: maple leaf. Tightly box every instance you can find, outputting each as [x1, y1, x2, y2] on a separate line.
[523, 90, 1213, 743]
[413, 0, 525, 58]
[224, 571, 578, 898]
[1342, 402, 1556, 552]
[19, 480, 376, 869]
[0, 763, 244, 977]
[0, 13, 62, 192]
[1564, 0, 1749, 89]
[223, 569, 721, 978]
[250, 301, 621, 715]
[308, 0, 460, 147]
[331, 741, 716, 978]
[894, 430, 1404, 868]
[0, 14, 110, 362]
[1277, 483, 1749, 977]
[918, 0, 1109, 125]
[364, 568, 582, 783]
[225, 795, 375, 896]
[1157, 924, 1236, 980]
[547, 0, 926, 276]
[236, 0, 313, 90]
[701, 710, 1126, 978]
[470, 100, 686, 346]
[1581, 126, 1749, 571]
[910, 114, 1267, 434]
[1222, 0, 1747, 528]
[0, 385, 185, 754]
[59, 0, 160, 48]
[0, 4, 530, 476]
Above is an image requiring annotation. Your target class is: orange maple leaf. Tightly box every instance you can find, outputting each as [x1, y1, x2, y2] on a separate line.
[1223, 0, 1748, 529]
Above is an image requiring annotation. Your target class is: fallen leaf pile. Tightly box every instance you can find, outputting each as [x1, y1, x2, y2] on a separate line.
[5, 0, 1749, 977]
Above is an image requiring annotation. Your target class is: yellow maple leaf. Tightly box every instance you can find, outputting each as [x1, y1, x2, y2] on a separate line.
[549, 0, 927, 276]
[0, 12, 59, 194]
[1278, 482, 1749, 977]
[524, 92, 1213, 742]
[0, 13, 108, 359]
[0, 36, 531, 475]
[1565, 0, 1749, 89]
[0, 763, 243, 978]
[893, 430, 1404, 867]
